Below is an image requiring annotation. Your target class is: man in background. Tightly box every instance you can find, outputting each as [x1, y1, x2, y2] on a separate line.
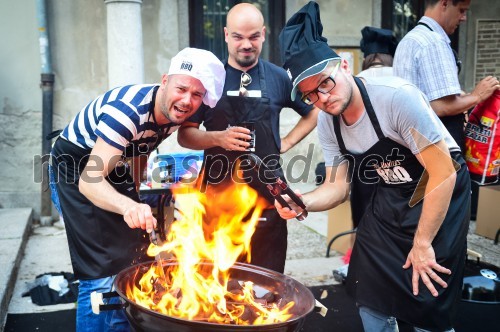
[394, 0, 499, 151]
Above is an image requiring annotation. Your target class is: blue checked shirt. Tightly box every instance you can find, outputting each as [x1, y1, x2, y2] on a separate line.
[394, 16, 462, 101]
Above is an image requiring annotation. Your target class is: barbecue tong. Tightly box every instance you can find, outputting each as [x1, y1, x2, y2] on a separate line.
[245, 153, 308, 221]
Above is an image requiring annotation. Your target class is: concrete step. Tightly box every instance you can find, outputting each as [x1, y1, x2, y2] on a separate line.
[0, 208, 33, 327]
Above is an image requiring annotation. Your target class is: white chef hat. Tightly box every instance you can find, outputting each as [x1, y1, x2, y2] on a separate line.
[168, 48, 226, 108]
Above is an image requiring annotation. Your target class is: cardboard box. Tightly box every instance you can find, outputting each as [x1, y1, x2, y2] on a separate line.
[327, 200, 355, 255]
[475, 185, 500, 240]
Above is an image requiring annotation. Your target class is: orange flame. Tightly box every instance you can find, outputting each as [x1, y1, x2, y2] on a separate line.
[125, 182, 295, 325]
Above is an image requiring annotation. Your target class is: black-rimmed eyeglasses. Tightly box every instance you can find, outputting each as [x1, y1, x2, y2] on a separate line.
[301, 63, 340, 105]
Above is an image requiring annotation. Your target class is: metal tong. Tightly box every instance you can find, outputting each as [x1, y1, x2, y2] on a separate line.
[245, 154, 308, 221]
[149, 228, 159, 246]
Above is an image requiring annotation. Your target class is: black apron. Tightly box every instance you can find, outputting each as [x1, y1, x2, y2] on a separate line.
[51, 86, 172, 280]
[200, 61, 288, 273]
[344, 78, 470, 331]
[52, 138, 150, 280]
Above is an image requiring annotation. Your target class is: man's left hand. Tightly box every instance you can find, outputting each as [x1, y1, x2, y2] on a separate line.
[403, 244, 451, 297]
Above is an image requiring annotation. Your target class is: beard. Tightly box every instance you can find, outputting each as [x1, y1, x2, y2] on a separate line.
[327, 73, 353, 116]
[161, 104, 186, 125]
[235, 50, 258, 68]
[337, 82, 353, 115]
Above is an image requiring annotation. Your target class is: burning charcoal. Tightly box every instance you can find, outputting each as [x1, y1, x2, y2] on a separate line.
[227, 279, 243, 292]
[260, 291, 275, 303]
[253, 298, 267, 306]
[273, 293, 283, 305]
[153, 280, 167, 294]
[239, 305, 257, 322]
[226, 289, 244, 299]
[169, 287, 181, 299]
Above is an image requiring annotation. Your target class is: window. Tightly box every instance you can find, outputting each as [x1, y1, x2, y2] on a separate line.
[189, 0, 285, 64]
[382, 0, 459, 49]
[382, 0, 423, 41]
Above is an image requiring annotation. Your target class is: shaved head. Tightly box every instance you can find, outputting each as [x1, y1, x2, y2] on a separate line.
[224, 3, 266, 70]
[226, 3, 264, 28]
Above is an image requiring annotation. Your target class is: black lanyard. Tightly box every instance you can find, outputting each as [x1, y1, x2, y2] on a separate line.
[417, 22, 462, 74]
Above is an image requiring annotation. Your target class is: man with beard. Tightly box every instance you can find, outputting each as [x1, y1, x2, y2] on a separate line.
[276, 2, 471, 331]
[177, 3, 319, 273]
[50, 48, 225, 331]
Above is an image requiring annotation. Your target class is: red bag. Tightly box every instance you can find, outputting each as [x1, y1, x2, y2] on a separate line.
[464, 90, 500, 185]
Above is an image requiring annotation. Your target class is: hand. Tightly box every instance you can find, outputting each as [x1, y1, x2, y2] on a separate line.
[402, 243, 451, 297]
[123, 203, 157, 233]
[219, 126, 251, 151]
[274, 189, 302, 220]
[280, 137, 292, 154]
[471, 76, 500, 104]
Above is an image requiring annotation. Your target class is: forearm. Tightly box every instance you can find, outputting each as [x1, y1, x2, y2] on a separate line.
[413, 170, 456, 247]
[178, 125, 222, 150]
[79, 177, 137, 216]
[302, 182, 349, 212]
[430, 94, 478, 117]
[302, 164, 350, 211]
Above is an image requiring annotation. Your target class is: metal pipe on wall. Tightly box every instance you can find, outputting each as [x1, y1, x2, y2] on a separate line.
[36, 0, 55, 223]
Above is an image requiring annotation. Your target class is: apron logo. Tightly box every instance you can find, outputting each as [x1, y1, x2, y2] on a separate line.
[375, 164, 413, 184]
[372, 148, 413, 184]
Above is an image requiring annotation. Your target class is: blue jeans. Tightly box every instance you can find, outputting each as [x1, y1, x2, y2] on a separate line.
[358, 306, 455, 332]
[359, 306, 399, 332]
[77, 276, 130, 332]
[48, 162, 63, 216]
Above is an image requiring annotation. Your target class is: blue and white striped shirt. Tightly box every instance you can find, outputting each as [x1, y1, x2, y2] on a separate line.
[393, 16, 461, 101]
[60, 84, 179, 156]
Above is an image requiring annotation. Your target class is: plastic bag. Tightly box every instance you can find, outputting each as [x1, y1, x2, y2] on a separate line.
[22, 272, 78, 306]
[464, 91, 500, 185]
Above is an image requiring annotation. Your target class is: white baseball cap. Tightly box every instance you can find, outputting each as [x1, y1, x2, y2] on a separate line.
[168, 47, 226, 108]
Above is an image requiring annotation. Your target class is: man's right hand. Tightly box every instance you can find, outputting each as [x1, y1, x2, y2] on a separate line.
[123, 203, 157, 233]
[472, 76, 500, 104]
[274, 190, 303, 220]
[219, 126, 251, 151]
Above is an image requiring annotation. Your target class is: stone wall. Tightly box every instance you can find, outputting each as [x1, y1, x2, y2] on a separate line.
[474, 20, 500, 83]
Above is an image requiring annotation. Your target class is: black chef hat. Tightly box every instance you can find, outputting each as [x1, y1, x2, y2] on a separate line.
[360, 26, 398, 57]
[279, 1, 340, 101]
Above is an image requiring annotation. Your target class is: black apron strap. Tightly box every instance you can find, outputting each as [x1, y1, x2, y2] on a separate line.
[332, 116, 348, 155]
[257, 60, 268, 99]
[354, 77, 384, 140]
[46, 129, 62, 141]
[417, 22, 433, 31]
[333, 77, 385, 154]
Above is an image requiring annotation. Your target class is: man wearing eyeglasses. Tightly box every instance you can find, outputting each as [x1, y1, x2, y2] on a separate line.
[277, 2, 472, 331]
[394, 0, 499, 152]
[177, 3, 319, 274]
[49, 48, 225, 331]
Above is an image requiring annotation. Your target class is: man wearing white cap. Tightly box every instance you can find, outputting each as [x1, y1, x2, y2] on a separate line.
[278, 2, 471, 331]
[50, 48, 225, 331]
